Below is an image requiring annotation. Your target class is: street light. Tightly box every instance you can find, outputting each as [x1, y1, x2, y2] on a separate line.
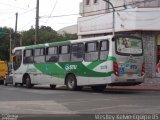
[103, 0, 115, 36]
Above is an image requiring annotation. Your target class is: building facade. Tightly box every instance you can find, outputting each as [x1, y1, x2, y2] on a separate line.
[78, 0, 160, 79]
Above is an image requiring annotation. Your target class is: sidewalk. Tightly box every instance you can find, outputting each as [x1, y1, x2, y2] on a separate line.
[108, 78, 160, 91]
[108, 85, 160, 91]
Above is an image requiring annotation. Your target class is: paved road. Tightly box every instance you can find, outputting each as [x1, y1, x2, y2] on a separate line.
[0, 85, 160, 115]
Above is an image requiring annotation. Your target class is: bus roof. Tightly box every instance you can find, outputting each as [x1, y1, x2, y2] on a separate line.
[13, 35, 113, 52]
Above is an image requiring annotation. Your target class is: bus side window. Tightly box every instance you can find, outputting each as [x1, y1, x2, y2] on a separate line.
[85, 42, 99, 61]
[23, 49, 34, 64]
[46, 46, 58, 62]
[34, 48, 45, 63]
[100, 40, 109, 60]
[59, 45, 70, 62]
[71, 43, 84, 62]
[13, 50, 22, 70]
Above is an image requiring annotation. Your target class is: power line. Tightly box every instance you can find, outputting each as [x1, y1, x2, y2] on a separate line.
[0, 7, 36, 23]
[40, 0, 160, 19]
[44, 0, 58, 25]
[20, 7, 36, 15]
[20, 19, 35, 30]
[0, 2, 28, 10]
[1, 0, 158, 31]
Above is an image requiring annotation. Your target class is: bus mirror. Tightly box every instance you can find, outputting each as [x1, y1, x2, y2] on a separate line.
[112, 37, 115, 42]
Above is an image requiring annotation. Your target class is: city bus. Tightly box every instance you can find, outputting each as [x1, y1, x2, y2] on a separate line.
[13, 35, 145, 91]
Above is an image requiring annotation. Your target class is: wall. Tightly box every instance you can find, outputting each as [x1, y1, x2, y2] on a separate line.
[142, 32, 157, 78]
[83, 0, 108, 17]
[109, 0, 160, 8]
[78, 8, 160, 36]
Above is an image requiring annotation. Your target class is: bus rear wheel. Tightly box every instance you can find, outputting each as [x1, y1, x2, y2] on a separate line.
[25, 75, 33, 88]
[66, 74, 82, 91]
[91, 85, 106, 92]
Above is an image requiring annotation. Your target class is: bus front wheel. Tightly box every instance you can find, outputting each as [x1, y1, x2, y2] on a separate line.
[66, 74, 82, 91]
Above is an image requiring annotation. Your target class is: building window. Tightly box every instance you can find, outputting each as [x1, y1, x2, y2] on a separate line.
[86, 0, 90, 5]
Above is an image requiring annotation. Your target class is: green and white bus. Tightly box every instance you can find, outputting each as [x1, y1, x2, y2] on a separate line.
[13, 35, 145, 91]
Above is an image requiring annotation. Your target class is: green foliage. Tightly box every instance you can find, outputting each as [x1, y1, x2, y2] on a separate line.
[0, 27, 14, 61]
[0, 25, 78, 61]
[22, 25, 78, 45]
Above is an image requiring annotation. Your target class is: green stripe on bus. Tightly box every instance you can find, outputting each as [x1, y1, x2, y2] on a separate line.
[25, 44, 45, 49]
[87, 56, 117, 70]
[34, 62, 114, 78]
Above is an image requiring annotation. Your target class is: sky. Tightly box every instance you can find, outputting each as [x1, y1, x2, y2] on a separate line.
[0, 0, 82, 31]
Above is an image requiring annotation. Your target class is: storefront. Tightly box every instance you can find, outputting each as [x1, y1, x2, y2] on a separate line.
[156, 34, 160, 77]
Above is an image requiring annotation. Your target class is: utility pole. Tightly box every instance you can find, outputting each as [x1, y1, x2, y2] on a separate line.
[19, 33, 23, 46]
[9, 29, 12, 63]
[14, 12, 18, 48]
[35, 0, 39, 45]
[15, 13, 18, 34]
[103, 0, 115, 36]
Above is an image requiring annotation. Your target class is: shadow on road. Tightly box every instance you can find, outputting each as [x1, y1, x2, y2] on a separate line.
[5, 85, 144, 95]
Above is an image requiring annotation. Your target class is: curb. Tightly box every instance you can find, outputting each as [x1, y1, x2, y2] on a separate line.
[107, 85, 160, 91]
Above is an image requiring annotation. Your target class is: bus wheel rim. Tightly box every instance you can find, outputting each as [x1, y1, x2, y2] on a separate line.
[68, 77, 74, 88]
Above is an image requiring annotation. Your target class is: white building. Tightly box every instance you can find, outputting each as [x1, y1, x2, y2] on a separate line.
[78, 0, 160, 81]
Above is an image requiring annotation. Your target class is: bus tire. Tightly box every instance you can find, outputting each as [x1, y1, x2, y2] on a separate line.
[4, 83, 7, 86]
[50, 85, 56, 89]
[91, 85, 106, 92]
[0, 80, 4, 85]
[25, 75, 32, 88]
[66, 74, 80, 91]
[4, 80, 8, 86]
[20, 83, 23, 87]
[14, 82, 17, 87]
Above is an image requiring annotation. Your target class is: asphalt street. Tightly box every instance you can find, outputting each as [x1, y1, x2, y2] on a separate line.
[0, 85, 160, 119]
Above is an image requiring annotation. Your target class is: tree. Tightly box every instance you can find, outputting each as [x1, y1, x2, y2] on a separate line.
[0, 25, 78, 61]
[22, 25, 78, 45]
[0, 27, 13, 61]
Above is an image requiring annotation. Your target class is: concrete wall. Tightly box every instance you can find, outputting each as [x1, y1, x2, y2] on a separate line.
[124, 0, 160, 8]
[142, 32, 157, 78]
[83, 0, 108, 16]
[82, 0, 160, 17]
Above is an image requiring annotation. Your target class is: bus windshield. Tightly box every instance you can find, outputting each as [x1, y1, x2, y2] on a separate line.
[116, 36, 143, 56]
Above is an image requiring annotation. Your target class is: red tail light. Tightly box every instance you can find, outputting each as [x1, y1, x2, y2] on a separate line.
[113, 62, 119, 76]
[141, 63, 145, 76]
